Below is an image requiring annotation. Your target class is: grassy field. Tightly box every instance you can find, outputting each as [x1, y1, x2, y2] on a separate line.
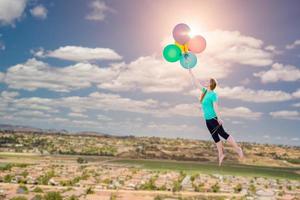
[110, 159, 300, 180]
[1, 152, 299, 180]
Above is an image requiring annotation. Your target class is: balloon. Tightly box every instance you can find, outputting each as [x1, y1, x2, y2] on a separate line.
[163, 44, 182, 62]
[173, 23, 191, 45]
[188, 35, 206, 53]
[180, 53, 197, 69]
[175, 41, 188, 53]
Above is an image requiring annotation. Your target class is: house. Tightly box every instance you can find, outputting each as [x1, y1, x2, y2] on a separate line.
[181, 175, 194, 192]
[48, 178, 59, 186]
[26, 176, 38, 184]
[256, 189, 275, 199]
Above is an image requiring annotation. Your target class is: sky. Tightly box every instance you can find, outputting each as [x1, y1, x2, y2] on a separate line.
[0, 0, 300, 146]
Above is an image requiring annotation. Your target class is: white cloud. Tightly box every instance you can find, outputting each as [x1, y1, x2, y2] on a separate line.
[102, 30, 274, 93]
[71, 119, 99, 127]
[163, 29, 273, 67]
[53, 117, 70, 123]
[5, 89, 262, 121]
[1, 91, 19, 99]
[9, 29, 274, 95]
[30, 5, 48, 19]
[16, 110, 51, 118]
[0, 42, 5, 50]
[14, 97, 58, 113]
[240, 78, 250, 85]
[0, 87, 265, 135]
[97, 114, 112, 121]
[265, 45, 276, 51]
[264, 45, 282, 54]
[292, 102, 300, 107]
[68, 112, 88, 118]
[190, 86, 293, 103]
[217, 86, 293, 103]
[231, 120, 244, 125]
[146, 122, 199, 133]
[86, 0, 114, 21]
[203, 30, 273, 67]
[292, 89, 300, 98]
[75, 92, 161, 115]
[10, 92, 161, 117]
[98, 56, 194, 93]
[164, 103, 261, 120]
[254, 63, 300, 83]
[166, 103, 201, 117]
[98, 55, 233, 93]
[0, 72, 5, 82]
[220, 106, 262, 120]
[286, 39, 300, 49]
[0, 0, 27, 26]
[4, 58, 119, 92]
[270, 110, 300, 120]
[34, 46, 122, 62]
[0, 91, 19, 112]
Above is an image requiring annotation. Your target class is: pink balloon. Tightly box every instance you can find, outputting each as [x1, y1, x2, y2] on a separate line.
[188, 35, 206, 53]
[172, 23, 191, 45]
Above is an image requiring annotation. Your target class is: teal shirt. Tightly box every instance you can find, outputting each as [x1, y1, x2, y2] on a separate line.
[201, 87, 218, 120]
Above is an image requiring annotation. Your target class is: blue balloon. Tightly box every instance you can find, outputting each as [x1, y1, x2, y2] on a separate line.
[180, 53, 197, 69]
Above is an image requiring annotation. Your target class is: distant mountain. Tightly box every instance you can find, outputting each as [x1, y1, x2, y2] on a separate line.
[74, 131, 134, 138]
[0, 124, 135, 138]
[75, 131, 107, 137]
[0, 124, 68, 134]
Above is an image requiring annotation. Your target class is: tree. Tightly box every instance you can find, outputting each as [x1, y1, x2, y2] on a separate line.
[4, 174, 12, 183]
[172, 180, 182, 192]
[234, 183, 242, 193]
[211, 183, 220, 193]
[86, 187, 94, 195]
[10, 197, 27, 200]
[77, 157, 87, 164]
[68, 195, 79, 200]
[44, 192, 63, 200]
[32, 194, 43, 200]
[33, 187, 43, 193]
[110, 193, 117, 200]
[249, 184, 256, 194]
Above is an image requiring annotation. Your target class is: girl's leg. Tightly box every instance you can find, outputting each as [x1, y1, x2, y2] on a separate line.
[216, 141, 225, 166]
[227, 135, 244, 158]
[218, 126, 244, 158]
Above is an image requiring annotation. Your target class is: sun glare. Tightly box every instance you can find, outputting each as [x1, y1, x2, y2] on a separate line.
[187, 22, 206, 38]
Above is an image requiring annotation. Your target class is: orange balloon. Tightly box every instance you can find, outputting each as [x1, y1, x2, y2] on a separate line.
[188, 35, 206, 54]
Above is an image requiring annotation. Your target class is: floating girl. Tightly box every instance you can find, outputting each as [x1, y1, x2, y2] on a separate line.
[188, 69, 244, 166]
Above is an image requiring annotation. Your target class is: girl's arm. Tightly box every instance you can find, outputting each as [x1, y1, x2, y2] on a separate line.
[188, 69, 204, 90]
[213, 102, 223, 125]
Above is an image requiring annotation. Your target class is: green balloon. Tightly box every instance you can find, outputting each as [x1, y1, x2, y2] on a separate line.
[163, 44, 181, 62]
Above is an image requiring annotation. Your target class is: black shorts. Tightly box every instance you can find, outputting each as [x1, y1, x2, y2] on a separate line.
[205, 117, 230, 143]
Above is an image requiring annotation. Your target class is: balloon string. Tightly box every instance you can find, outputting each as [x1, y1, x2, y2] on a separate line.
[189, 74, 197, 91]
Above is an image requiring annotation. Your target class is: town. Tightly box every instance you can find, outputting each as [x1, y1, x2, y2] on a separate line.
[0, 131, 299, 199]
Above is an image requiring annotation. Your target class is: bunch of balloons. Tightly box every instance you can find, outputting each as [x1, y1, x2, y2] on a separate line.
[163, 23, 206, 69]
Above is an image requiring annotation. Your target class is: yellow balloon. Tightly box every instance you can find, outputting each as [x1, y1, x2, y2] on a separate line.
[175, 41, 188, 53]
[183, 43, 188, 53]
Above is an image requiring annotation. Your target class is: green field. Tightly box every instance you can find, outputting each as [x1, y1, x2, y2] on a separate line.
[110, 159, 300, 180]
[1, 152, 299, 180]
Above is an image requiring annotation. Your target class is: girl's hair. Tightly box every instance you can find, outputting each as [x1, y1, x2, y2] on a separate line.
[200, 78, 217, 103]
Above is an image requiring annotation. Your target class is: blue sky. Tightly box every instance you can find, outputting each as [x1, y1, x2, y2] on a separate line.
[0, 0, 300, 146]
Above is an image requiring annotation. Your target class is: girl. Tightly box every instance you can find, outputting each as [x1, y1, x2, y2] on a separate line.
[188, 69, 244, 166]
